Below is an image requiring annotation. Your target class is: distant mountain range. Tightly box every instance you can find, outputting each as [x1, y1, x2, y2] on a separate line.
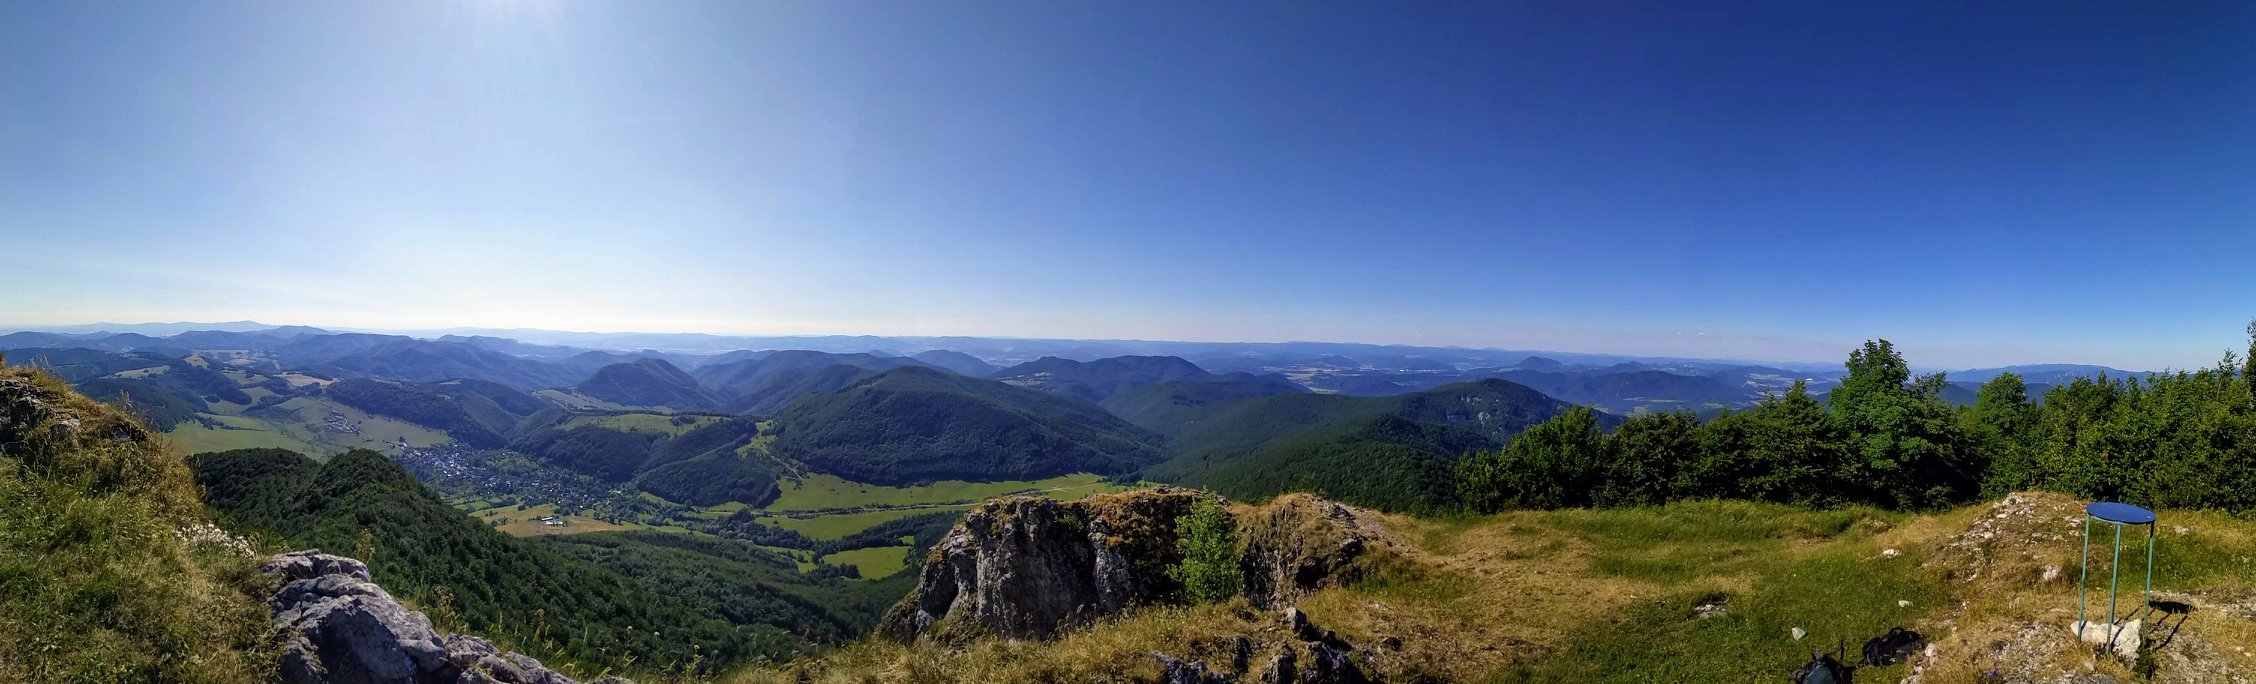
[0, 322, 2160, 513]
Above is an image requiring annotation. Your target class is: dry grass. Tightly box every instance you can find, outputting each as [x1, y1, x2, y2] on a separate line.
[715, 490, 2256, 683]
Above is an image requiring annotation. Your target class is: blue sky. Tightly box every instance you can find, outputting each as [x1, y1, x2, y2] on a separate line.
[3, 2, 2253, 369]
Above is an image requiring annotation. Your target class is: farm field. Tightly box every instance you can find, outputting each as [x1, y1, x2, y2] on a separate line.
[165, 415, 324, 455]
[467, 502, 647, 537]
[767, 472, 1121, 511]
[763, 505, 970, 540]
[560, 412, 727, 436]
[819, 546, 912, 580]
[162, 396, 453, 458]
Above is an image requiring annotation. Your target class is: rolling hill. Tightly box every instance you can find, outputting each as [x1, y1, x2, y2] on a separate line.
[1096, 373, 1311, 433]
[909, 349, 997, 377]
[572, 358, 723, 410]
[988, 355, 1214, 402]
[770, 366, 1168, 485]
[1142, 378, 1603, 511]
[309, 339, 585, 390]
[721, 363, 887, 415]
[324, 377, 550, 448]
[692, 350, 933, 398]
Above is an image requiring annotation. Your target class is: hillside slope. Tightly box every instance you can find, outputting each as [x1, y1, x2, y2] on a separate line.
[573, 358, 723, 410]
[1143, 378, 1599, 511]
[990, 355, 1214, 402]
[771, 366, 1167, 485]
[731, 492, 2256, 683]
[0, 367, 273, 682]
[192, 447, 882, 672]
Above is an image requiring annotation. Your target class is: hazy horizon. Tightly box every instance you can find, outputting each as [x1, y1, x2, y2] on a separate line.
[7, 2, 2253, 371]
[0, 317, 2205, 373]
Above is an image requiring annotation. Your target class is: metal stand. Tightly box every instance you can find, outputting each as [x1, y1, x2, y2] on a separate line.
[2077, 501, 2156, 650]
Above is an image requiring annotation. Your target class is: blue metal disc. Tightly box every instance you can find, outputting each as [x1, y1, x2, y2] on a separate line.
[2087, 501, 2156, 525]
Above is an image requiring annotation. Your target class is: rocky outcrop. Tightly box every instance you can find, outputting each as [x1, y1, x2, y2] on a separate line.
[879, 488, 1393, 648]
[1149, 609, 1373, 684]
[878, 487, 1207, 642]
[1237, 494, 1391, 609]
[262, 550, 622, 684]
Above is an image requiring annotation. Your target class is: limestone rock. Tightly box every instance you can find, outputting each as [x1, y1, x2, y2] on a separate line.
[262, 550, 605, 684]
[1154, 652, 1233, 684]
[1260, 648, 1297, 684]
[1239, 495, 1386, 609]
[1298, 641, 1368, 684]
[1283, 607, 1352, 650]
[2070, 619, 2141, 660]
[878, 489, 1388, 645]
[878, 488, 1207, 642]
[265, 549, 373, 582]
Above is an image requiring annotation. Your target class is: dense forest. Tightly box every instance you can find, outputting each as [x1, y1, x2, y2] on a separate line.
[189, 448, 892, 674]
[1459, 333, 2256, 514]
[771, 366, 1168, 485]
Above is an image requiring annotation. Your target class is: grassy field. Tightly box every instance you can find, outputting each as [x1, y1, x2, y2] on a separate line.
[109, 365, 170, 379]
[766, 506, 972, 540]
[820, 546, 912, 580]
[768, 473, 1122, 511]
[723, 492, 2256, 683]
[468, 502, 644, 537]
[561, 412, 727, 436]
[280, 372, 333, 388]
[164, 414, 324, 456]
[262, 396, 452, 450]
[532, 389, 638, 412]
[164, 397, 454, 458]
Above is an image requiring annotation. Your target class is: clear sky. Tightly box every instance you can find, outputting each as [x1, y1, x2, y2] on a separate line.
[4, 2, 2253, 369]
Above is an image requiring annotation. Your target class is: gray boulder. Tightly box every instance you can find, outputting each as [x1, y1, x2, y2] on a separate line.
[1299, 641, 1368, 684]
[1259, 648, 1297, 684]
[1154, 652, 1234, 684]
[878, 489, 1385, 645]
[262, 550, 605, 684]
[878, 488, 1206, 642]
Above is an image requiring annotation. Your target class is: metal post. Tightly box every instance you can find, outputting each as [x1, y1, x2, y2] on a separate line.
[2108, 522, 2122, 642]
[2078, 514, 2090, 629]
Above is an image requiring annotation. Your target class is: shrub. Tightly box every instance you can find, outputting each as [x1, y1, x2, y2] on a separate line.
[1170, 495, 1240, 604]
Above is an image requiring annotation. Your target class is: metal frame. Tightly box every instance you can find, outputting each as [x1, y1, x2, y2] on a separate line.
[2077, 505, 2156, 649]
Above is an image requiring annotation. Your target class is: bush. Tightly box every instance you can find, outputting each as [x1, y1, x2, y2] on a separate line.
[1170, 495, 1239, 604]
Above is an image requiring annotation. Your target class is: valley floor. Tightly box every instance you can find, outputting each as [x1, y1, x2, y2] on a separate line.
[727, 492, 2256, 683]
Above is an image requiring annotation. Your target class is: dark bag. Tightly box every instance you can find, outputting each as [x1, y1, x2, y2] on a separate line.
[1789, 650, 1848, 684]
[1860, 627, 1926, 666]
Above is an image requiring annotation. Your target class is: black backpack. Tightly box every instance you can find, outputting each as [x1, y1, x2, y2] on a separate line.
[1861, 627, 1926, 666]
[1789, 651, 1848, 684]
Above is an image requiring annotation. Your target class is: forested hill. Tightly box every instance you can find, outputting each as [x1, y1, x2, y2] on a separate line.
[190, 447, 901, 672]
[572, 358, 723, 410]
[1453, 336, 2256, 516]
[989, 355, 1212, 401]
[1143, 377, 1596, 512]
[770, 366, 1168, 485]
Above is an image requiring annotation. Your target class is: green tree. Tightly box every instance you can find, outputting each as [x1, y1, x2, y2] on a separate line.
[1681, 382, 1845, 505]
[1169, 495, 1240, 604]
[1456, 405, 1606, 512]
[1829, 340, 1978, 509]
[1596, 410, 1698, 507]
[2245, 318, 2256, 404]
[1968, 373, 2038, 497]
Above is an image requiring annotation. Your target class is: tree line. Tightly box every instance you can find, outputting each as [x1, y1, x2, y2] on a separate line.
[1459, 327, 2256, 514]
